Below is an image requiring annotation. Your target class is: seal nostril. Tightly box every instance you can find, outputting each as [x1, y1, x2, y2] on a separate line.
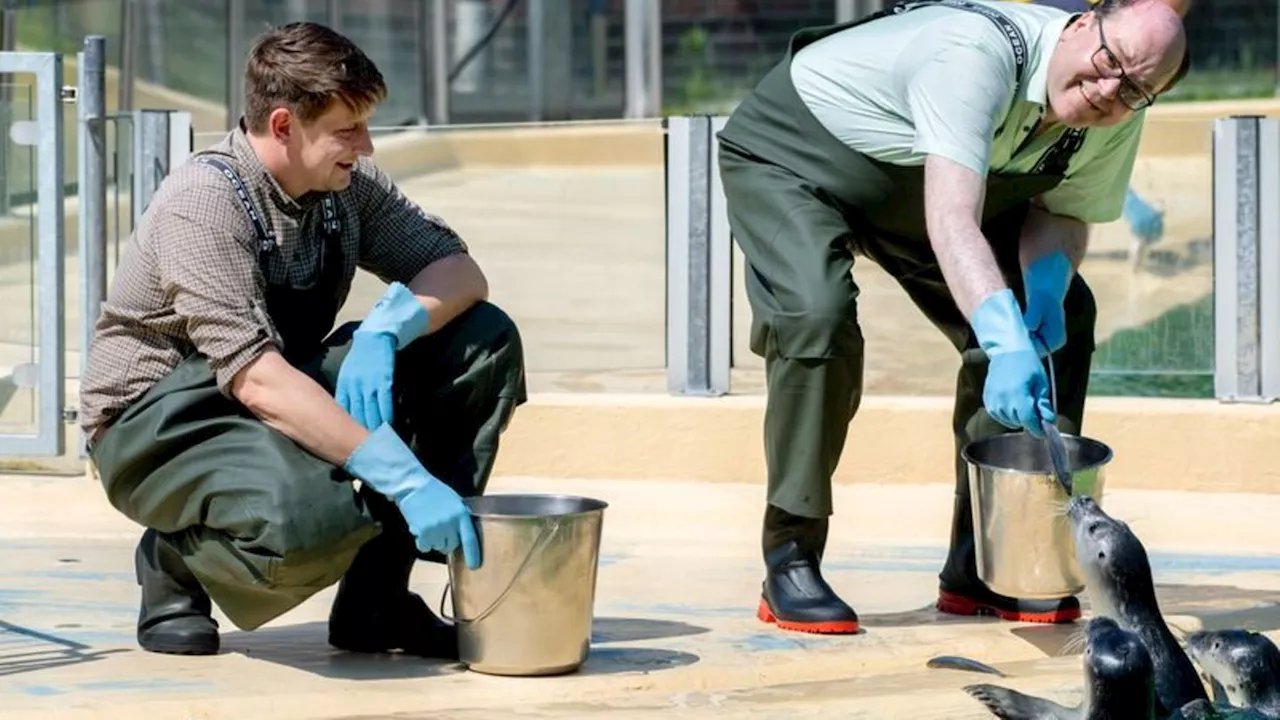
[1098, 551, 1106, 560]
[1088, 522, 1101, 534]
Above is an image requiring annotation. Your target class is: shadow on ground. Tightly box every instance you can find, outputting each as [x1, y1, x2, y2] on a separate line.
[862, 582, 1280, 662]
[0, 620, 128, 677]
[1013, 582, 1280, 658]
[220, 616, 706, 681]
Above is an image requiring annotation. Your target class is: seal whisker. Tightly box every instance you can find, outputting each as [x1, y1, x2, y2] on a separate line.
[1060, 626, 1090, 656]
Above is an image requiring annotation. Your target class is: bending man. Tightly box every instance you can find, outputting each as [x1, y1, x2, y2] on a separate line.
[717, 0, 1187, 633]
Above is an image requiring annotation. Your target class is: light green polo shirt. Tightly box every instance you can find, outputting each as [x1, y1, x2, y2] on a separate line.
[790, 0, 1142, 224]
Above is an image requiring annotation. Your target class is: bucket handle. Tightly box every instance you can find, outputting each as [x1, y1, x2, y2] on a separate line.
[438, 517, 562, 626]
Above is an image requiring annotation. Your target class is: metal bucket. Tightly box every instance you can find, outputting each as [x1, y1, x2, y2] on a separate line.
[961, 431, 1112, 599]
[444, 493, 607, 676]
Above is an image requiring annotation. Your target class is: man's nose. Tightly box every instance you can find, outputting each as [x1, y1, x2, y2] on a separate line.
[1096, 76, 1122, 100]
[355, 128, 374, 156]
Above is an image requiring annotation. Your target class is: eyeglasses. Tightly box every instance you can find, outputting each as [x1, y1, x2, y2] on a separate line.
[1091, 14, 1156, 112]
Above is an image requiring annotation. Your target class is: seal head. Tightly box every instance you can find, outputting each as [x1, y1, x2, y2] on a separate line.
[1067, 495, 1208, 716]
[1185, 629, 1280, 718]
[964, 615, 1155, 720]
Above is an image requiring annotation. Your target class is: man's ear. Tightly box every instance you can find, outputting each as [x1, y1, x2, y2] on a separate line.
[267, 107, 293, 143]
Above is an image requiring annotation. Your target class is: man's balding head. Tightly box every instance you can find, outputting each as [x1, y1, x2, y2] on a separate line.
[1044, 0, 1188, 128]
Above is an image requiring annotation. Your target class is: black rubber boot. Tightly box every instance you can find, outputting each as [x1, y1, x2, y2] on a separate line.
[756, 505, 859, 634]
[328, 490, 458, 659]
[134, 528, 220, 655]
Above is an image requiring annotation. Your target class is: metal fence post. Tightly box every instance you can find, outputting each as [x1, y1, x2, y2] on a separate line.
[1212, 115, 1280, 402]
[77, 36, 107, 417]
[132, 109, 193, 227]
[665, 115, 731, 396]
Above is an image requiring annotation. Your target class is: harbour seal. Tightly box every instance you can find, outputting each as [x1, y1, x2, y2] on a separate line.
[1184, 628, 1280, 719]
[964, 615, 1156, 719]
[1067, 495, 1209, 716]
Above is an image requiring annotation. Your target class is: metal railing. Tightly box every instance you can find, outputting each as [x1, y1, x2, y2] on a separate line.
[1212, 115, 1280, 403]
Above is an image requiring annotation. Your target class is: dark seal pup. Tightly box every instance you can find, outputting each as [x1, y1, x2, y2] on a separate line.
[1067, 495, 1209, 717]
[964, 615, 1157, 719]
[1184, 628, 1280, 719]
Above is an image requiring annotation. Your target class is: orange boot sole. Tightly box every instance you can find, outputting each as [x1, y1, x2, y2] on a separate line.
[935, 589, 1080, 624]
[756, 597, 860, 634]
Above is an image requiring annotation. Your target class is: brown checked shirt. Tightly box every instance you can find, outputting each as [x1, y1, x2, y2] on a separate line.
[77, 126, 467, 436]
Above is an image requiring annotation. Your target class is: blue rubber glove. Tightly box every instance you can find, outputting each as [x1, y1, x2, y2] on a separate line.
[335, 282, 430, 430]
[972, 289, 1055, 436]
[1122, 187, 1163, 244]
[1022, 250, 1072, 358]
[343, 423, 481, 569]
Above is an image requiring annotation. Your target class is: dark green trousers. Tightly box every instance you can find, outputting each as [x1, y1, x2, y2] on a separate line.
[718, 143, 1098, 589]
[88, 301, 527, 631]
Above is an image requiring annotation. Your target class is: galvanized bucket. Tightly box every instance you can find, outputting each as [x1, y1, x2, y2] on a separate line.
[443, 493, 607, 676]
[961, 431, 1112, 599]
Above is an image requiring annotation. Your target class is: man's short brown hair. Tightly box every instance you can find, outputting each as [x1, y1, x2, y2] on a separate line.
[242, 22, 387, 134]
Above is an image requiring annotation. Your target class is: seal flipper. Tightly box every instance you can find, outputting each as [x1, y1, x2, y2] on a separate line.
[1169, 699, 1219, 720]
[964, 683, 1079, 720]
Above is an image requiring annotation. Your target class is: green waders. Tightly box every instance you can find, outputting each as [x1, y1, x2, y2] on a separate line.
[88, 156, 527, 639]
[716, 0, 1097, 631]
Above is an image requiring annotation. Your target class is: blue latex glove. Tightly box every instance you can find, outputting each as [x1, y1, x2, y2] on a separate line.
[335, 282, 430, 430]
[343, 423, 481, 569]
[1122, 187, 1163, 243]
[972, 289, 1055, 436]
[1022, 250, 1072, 358]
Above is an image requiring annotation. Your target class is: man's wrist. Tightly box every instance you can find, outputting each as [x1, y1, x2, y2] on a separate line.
[972, 289, 1035, 356]
[356, 282, 430, 350]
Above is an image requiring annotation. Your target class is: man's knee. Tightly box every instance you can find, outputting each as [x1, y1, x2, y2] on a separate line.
[448, 301, 526, 393]
[246, 467, 378, 584]
[462, 301, 523, 359]
[764, 284, 863, 361]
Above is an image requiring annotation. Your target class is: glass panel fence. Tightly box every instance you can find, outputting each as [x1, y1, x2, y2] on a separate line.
[197, 118, 670, 392]
[0, 83, 37, 434]
[731, 117, 1217, 399]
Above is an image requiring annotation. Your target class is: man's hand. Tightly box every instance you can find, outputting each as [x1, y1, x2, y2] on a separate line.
[335, 281, 429, 430]
[1022, 250, 1072, 357]
[344, 423, 481, 568]
[1018, 205, 1087, 357]
[972, 289, 1055, 435]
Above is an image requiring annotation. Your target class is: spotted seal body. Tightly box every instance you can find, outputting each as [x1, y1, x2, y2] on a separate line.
[964, 615, 1156, 720]
[1183, 629, 1280, 719]
[1067, 495, 1209, 717]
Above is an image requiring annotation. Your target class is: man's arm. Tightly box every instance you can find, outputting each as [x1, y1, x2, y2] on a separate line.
[230, 350, 368, 466]
[406, 250, 489, 334]
[903, 20, 1022, 317]
[923, 153, 1008, 319]
[352, 159, 487, 331]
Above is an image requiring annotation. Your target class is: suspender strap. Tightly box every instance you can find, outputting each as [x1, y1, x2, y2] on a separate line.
[192, 155, 340, 253]
[891, 0, 1028, 84]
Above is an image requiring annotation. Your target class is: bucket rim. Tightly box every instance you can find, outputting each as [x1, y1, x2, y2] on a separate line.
[960, 430, 1114, 474]
[463, 492, 609, 518]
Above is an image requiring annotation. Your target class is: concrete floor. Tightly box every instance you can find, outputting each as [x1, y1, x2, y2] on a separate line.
[2, 473, 1278, 719]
